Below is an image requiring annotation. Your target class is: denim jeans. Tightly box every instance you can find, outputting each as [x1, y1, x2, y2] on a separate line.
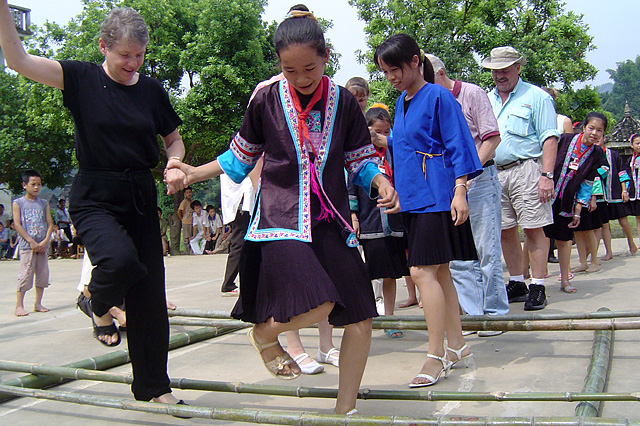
[450, 166, 509, 315]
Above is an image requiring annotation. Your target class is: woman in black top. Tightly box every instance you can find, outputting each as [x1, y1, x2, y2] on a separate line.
[0, 3, 187, 405]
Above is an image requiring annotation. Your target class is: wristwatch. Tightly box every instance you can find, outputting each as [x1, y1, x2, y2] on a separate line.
[541, 171, 554, 179]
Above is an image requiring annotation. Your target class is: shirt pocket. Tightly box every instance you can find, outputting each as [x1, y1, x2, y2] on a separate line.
[505, 106, 532, 137]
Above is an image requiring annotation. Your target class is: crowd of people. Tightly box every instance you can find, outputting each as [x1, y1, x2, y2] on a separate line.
[2, 0, 640, 417]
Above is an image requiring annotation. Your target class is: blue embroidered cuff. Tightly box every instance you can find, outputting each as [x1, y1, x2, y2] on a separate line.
[218, 150, 252, 184]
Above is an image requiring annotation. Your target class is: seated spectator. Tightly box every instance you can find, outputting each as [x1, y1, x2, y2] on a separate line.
[6, 219, 18, 259]
[49, 223, 70, 259]
[0, 221, 9, 258]
[204, 205, 222, 254]
[70, 225, 83, 259]
[189, 200, 209, 255]
[212, 224, 232, 254]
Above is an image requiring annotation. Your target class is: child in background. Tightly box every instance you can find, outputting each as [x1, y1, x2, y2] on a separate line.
[12, 170, 54, 316]
[6, 219, 18, 259]
[627, 134, 640, 245]
[350, 104, 411, 338]
[189, 200, 209, 255]
[345, 76, 369, 114]
[542, 112, 608, 293]
[204, 205, 222, 254]
[0, 221, 9, 258]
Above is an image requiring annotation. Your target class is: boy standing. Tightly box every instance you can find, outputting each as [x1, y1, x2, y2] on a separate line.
[13, 170, 53, 316]
[177, 187, 194, 254]
[189, 200, 209, 255]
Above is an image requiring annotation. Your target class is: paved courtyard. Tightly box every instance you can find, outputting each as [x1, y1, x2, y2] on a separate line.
[0, 237, 638, 425]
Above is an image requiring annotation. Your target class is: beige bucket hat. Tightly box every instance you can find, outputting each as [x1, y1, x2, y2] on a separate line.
[481, 46, 527, 69]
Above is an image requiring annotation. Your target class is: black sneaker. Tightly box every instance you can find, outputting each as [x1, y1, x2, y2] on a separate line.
[506, 280, 529, 303]
[524, 284, 547, 311]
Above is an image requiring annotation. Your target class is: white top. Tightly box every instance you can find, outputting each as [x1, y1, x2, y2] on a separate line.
[220, 174, 255, 225]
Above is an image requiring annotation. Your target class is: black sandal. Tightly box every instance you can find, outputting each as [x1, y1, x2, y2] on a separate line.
[76, 293, 92, 318]
[92, 319, 120, 347]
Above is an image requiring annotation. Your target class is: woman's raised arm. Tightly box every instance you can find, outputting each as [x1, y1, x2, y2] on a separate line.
[0, 1, 63, 89]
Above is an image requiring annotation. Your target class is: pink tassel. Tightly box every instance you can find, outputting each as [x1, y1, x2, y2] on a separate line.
[310, 162, 334, 222]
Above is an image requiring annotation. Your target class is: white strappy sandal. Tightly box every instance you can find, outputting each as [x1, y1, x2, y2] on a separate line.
[446, 343, 473, 368]
[409, 353, 452, 388]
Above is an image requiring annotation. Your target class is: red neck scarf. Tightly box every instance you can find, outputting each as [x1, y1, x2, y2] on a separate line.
[374, 146, 393, 181]
[288, 77, 327, 158]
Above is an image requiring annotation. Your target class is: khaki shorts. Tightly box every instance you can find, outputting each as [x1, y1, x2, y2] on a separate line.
[498, 158, 553, 230]
[17, 249, 50, 292]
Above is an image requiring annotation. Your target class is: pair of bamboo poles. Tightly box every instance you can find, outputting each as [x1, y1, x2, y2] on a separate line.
[0, 307, 638, 425]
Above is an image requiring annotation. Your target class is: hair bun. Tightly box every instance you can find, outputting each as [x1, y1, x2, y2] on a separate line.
[371, 102, 389, 111]
[284, 10, 317, 21]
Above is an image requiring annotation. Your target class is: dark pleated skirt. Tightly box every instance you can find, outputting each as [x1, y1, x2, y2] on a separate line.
[607, 202, 631, 220]
[628, 200, 640, 217]
[575, 206, 602, 231]
[360, 236, 410, 280]
[231, 220, 378, 327]
[403, 211, 477, 267]
[543, 200, 573, 242]
[596, 201, 610, 223]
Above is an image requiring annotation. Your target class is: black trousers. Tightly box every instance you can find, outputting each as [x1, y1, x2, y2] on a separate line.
[221, 211, 250, 292]
[69, 169, 170, 401]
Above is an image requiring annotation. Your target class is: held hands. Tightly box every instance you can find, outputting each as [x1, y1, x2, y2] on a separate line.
[538, 176, 554, 203]
[164, 158, 190, 195]
[622, 191, 630, 203]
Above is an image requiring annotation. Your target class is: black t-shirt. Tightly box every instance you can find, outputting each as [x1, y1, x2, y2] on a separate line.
[60, 60, 182, 171]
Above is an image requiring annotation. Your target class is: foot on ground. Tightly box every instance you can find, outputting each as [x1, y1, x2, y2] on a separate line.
[15, 307, 28, 316]
[398, 298, 418, 308]
[571, 264, 588, 273]
[600, 253, 613, 261]
[34, 304, 50, 313]
[252, 327, 301, 377]
[166, 300, 177, 310]
[586, 264, 600, 273]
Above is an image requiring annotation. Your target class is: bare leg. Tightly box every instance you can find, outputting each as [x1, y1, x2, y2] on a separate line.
[335, 318, 372, 414]
[15, 291, 28, 316]
[317, 318, 338, 355]
[410, 264, 469, 386]
[572, 231, 589, 272]
[253, 302, 334, 377]
[557, 240, 575, 291]
[618, 217, 638, 254]
[585, 230, 600, 272]
[501, 227, 523, 276]
[636, 216, 640, 246]
[34, 286, 49, 312]
[523, 228, 549, 280]
[382, 278, 397, 316]
[600, 223, 613, 260]
[398, 275, 419, 308]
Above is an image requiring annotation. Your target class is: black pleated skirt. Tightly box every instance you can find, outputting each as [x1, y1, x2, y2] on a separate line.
[544, 200, 573, 242]
[231, 220, 378, 327]
[575, 206, 602, 231]
[403, 211, 477, 267]
[607, 202, 631, 220]
[628, 200, 640, 217]
[360, 236, 409, 280]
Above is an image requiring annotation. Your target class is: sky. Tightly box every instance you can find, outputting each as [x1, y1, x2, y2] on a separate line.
[14, 0, 640, 88]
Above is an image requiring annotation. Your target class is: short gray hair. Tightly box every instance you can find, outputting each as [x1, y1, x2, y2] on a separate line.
[426, 54, 446, 74]
[100, 7, 149, 48]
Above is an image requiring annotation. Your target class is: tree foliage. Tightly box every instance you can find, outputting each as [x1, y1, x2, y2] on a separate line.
[601, 55, 640, 120]
[350, 0, 597, 110]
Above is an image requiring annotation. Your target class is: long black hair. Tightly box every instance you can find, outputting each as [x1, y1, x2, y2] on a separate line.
[374, 34, 434, 84]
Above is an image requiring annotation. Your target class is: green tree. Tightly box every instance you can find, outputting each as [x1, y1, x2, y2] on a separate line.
[602, 55, 640, 120]
[350, 0, 597, 110]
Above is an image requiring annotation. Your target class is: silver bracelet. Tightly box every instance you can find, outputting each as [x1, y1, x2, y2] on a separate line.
[453, 183, 468, 194]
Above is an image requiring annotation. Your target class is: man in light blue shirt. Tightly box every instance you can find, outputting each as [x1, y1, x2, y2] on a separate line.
[483, 46, 559, 311]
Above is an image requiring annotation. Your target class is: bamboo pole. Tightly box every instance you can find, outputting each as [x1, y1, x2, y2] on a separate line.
[0, 384, 638, 426]
[0, 325, 241, 403]
[1, 361, 639, 404]
[168, 308, 640, 321]
[167, 317, 640, 331]
[576, 308, 615, 417]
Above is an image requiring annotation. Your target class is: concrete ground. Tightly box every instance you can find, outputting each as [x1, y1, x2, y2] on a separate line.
[0, 237, 638, 425]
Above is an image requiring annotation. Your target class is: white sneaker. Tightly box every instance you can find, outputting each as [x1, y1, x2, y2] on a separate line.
[462, 330, 476, 336]
[477, 330, 504, 337]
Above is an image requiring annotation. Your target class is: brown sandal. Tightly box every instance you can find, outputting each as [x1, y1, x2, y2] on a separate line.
[247, 327, 300, 380]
